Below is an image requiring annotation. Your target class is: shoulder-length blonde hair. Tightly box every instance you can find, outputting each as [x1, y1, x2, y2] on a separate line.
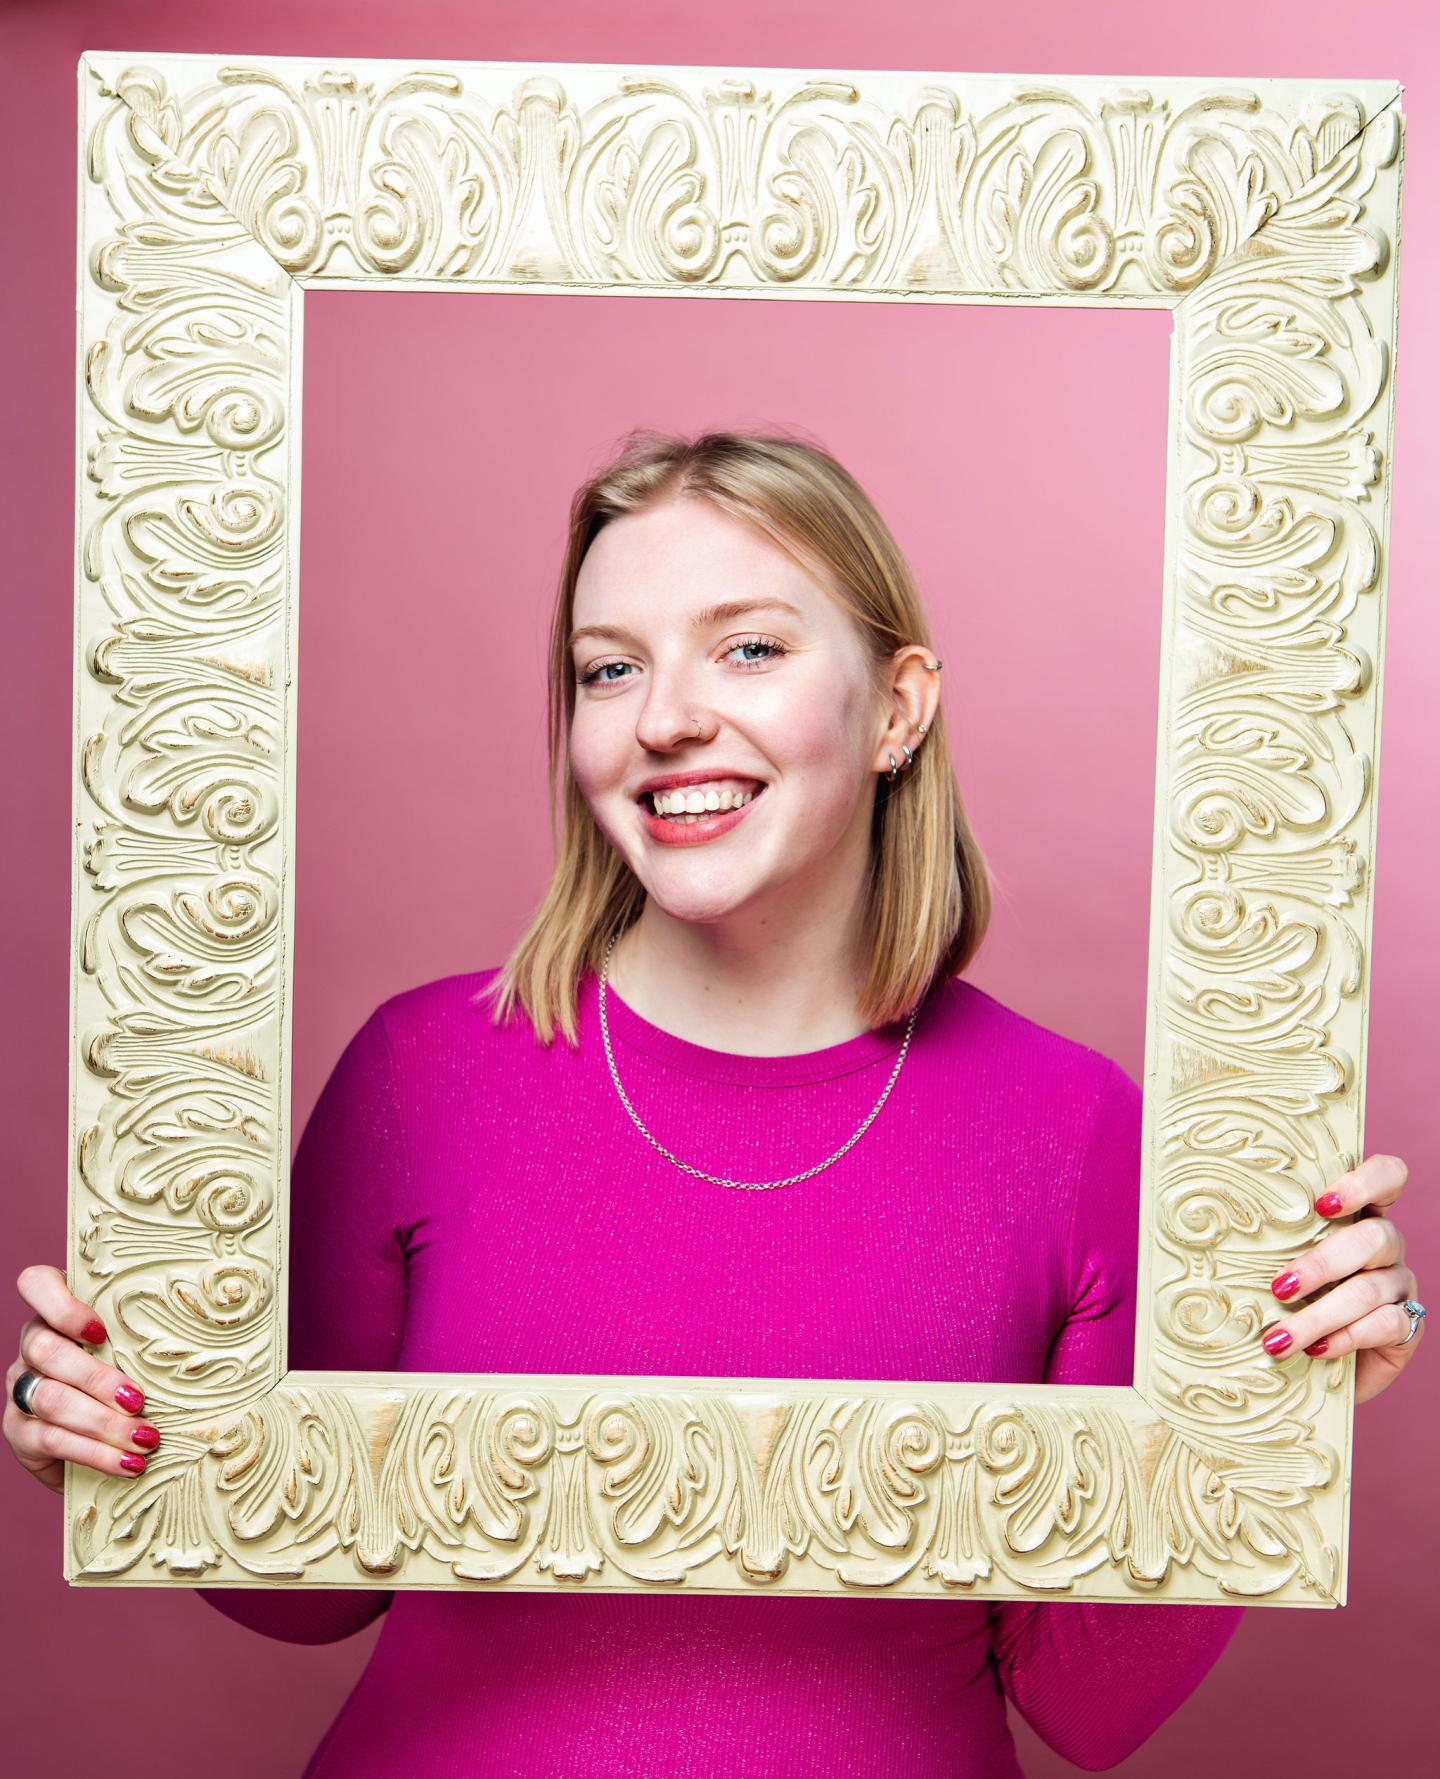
[480, 427, 992, 1046]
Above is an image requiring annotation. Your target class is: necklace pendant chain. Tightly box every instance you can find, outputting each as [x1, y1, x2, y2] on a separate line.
[597, 931, 920, 1191]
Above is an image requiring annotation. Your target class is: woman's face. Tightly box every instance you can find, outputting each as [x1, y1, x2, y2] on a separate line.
[568, 495, 890, 929]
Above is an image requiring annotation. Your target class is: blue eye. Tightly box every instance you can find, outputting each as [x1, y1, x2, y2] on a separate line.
[577, 660, 633, 685]
[725, 637, 788, 668]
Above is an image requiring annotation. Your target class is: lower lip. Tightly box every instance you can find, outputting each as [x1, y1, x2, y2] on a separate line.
[639, 787, 766, 846]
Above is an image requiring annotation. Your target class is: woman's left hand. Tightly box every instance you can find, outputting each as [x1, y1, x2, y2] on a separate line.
[1263, 1154, 1424, 1405]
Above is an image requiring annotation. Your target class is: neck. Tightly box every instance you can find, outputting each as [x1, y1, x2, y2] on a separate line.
[604, 884, 874, 1058]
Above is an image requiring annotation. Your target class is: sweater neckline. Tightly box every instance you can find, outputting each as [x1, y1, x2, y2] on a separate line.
[579, 968, 918, 1088]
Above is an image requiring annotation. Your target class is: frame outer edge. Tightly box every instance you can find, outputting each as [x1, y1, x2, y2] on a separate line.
[1334, 97, 1407, 1608]
[59, 51, 1405, 1606]
[64, 51, 95, 1586]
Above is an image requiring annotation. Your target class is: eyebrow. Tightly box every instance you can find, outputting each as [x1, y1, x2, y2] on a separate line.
[569, 598, 806, 652]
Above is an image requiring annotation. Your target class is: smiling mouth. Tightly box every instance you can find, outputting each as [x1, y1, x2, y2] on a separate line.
[640, 780, 766, 822]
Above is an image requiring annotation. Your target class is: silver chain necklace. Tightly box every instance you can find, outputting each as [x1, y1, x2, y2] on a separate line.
[597, 930, 920, 1191]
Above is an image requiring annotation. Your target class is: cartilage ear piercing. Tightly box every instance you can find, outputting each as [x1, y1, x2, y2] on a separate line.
[925, 659, 943, 671]
[918, 723, 927, 736]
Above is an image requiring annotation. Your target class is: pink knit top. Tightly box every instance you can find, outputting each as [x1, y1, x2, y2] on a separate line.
[201, 966, 1245, 1774]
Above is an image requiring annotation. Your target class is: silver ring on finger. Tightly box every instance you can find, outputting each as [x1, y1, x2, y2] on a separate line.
[10, 1369, 43, 1416]
[1397, 1299, 1426, 1346]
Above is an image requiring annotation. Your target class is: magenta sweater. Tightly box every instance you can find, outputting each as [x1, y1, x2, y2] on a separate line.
[201, 966, 1245, 1775]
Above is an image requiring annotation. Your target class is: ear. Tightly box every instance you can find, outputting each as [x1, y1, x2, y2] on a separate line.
[872, 645, 941, 775]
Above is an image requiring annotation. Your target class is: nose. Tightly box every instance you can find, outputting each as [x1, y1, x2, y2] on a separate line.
[632, 660, 710, 753]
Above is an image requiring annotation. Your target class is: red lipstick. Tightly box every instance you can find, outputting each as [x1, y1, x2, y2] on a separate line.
[639, 785, 766, 846]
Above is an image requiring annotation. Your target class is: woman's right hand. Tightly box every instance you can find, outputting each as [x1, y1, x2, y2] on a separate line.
[5, 1264, 160, 1495]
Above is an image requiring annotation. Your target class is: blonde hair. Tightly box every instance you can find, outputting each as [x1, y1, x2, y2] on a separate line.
[480, 427, 992, 1046]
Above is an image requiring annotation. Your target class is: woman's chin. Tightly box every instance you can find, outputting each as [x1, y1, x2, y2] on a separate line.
[634, 870, 773, 927]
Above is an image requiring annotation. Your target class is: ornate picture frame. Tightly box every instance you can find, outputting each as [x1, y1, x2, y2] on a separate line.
[68, 51, 1404, 1605]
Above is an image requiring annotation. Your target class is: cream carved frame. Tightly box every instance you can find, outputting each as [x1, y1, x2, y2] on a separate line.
[68, 51, 1405, 1607]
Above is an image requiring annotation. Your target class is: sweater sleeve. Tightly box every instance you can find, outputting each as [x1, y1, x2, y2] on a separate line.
[989, 1060, 1247, 1770]
[197, 1005, 409, 1644]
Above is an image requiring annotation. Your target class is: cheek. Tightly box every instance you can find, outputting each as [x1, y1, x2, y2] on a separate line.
[767, 679, 874, 790]
[758, 690, 872, 821]
[567, 708, 628, 807]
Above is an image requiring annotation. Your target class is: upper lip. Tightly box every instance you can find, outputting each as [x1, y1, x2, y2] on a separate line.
[634, 768, 767, 801]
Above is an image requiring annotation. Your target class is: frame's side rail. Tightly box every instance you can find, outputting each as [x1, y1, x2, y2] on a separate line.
[67, 63, 299, 1572]
[1138, 105, 1405, 1610]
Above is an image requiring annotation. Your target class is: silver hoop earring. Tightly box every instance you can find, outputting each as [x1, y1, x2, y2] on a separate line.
[886, 741, 920, 783]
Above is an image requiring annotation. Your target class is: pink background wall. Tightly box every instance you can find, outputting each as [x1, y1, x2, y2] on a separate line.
[3, 4, 1435, 1775]
[289, 286, 1172, 1122]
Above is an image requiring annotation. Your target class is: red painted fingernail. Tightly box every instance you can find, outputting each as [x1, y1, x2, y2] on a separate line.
[1262, 1327, 1293, 1355]
[130, 1424, 160, 1450]
[81, 1318, 107, 1344]
[114, 1383, 143, 1414]
[1316, 1192, 1344, 1217]
[1305, 1338, 1330, 1357]
[1272, 1273, 1302, 1300]
[119, 1453, 146, 1474]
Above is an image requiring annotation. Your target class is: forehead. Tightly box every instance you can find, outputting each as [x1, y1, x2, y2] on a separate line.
[573, 497, 828, 619]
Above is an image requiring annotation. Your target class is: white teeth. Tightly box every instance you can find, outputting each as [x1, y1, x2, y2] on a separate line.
[647, 781, 761, 817]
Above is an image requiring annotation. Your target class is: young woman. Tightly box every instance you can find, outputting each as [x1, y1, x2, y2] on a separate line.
[8, 432, 1424, 1776]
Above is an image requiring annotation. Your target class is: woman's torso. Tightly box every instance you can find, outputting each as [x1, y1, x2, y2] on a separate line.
[284, 967, 1141, 1777]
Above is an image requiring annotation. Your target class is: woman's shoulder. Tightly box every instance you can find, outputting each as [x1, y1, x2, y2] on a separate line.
[341, 966, 569, 1126]
[926, 981, 1144, 1229]
[368, 964, 535, 1053]
[925, 974, 1135, 1097]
